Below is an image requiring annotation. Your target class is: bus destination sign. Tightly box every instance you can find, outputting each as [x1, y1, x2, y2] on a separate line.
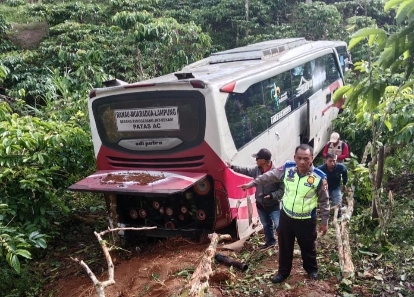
[114, 107, 180, 131]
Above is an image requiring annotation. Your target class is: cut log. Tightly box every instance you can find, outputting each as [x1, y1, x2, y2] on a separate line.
[184, 233, 231, 297]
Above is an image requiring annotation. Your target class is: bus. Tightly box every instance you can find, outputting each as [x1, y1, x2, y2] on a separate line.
[70, 38, 350, 239]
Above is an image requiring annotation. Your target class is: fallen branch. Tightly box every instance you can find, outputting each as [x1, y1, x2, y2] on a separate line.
[333, 205, 344, 271]
[341, 186, 355, 278]
[71, 226, 156, 297]
[333, 186, 355, 279]
[184, 233, 232, 297]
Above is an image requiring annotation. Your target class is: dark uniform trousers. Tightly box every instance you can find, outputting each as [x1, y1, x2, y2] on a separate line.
[278, 209, 318, 277]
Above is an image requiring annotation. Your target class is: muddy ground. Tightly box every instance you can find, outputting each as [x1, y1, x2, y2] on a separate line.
[40, 213, 357, 297]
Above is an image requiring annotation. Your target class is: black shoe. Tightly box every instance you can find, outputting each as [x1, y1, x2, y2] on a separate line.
[308, 272, 318, 280]
[259, 243, 275, 250]
[270, 274, 287, 284]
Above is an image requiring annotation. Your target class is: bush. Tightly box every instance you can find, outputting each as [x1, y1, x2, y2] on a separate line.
[0, 102, 95, 229]
[5, 0, 26, 7]
[0, 264, 42, 297]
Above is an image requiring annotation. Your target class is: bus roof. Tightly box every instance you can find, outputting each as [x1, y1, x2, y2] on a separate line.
[144, 39, 345, 84]
[96, 39, 347, 95]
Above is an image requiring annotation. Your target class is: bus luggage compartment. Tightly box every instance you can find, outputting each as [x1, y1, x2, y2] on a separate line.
[69, 170, 216, 236]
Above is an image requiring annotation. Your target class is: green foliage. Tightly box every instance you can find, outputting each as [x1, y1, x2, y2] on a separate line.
[0, 14, 10, 35]
[31, 2, 105, 26]
[0, 64, 9, 83]
[5, 0, 26, 7]
[291, 2, 341, 41]
[0, 3, 42, 23]
[0, 263, 43, 296]
[159, 0, 295, 50]
[345, 16, 378, 62]
[0, 102, 95, 228]
[0, 204, 47, 273]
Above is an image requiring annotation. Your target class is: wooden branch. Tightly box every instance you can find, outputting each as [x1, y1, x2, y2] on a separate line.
[386, 190, 393, 225]
[71, 226, 156, 297]
[341, 187, 355, 278]
[184, 233, 232, 297]
[70, 257, 108, 297]
[361, 141, 371, 164]
[333, 206, 344, 271]
[333, 186, 355, 280]
[376, 146, 385, 189]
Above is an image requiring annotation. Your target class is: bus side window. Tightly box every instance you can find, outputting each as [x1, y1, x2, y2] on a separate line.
[292, 61, 313, 109]
[312, 56, 326, 93]
[225, 70, 293, 150]
[263, 71, 292, 116]
[335, 46, 348, 73]
[225, 82, 272, 150]
[324, 54, 341, 88]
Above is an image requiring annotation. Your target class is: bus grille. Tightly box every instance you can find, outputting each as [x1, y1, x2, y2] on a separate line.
[106, 155, 205, 169]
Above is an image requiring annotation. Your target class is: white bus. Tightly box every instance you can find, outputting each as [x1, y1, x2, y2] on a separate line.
[70, 38, 350, 239]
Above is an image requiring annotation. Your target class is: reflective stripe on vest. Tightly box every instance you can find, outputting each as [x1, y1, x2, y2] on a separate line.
[282, 164, 323, 220]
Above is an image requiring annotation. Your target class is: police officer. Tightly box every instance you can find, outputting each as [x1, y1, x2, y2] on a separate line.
[239, 144, 330, 283]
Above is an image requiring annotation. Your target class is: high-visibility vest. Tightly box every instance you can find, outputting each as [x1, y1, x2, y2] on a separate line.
[327, 141, 344, 158]
[282, 162, 326, 220]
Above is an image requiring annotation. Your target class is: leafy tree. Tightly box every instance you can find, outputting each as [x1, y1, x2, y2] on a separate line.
[0, 101, 95, 228]
[291, 2, 342, 40]
[334, 0, 414, 245]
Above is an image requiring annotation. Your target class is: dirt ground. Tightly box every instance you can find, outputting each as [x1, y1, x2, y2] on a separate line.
[8, 22, 49, 50]
[41, 217, 343, 297]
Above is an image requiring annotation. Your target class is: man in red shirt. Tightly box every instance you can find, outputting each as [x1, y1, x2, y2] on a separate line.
[322, 132, 349, 163]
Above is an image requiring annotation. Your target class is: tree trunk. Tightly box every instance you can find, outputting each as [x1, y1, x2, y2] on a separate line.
[104, 193, 120, 244]
[245, 0, 249, 38]
[371, 145, 385, 219]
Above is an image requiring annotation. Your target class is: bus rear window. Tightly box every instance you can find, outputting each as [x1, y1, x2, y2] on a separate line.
[92, 90, 206, 154]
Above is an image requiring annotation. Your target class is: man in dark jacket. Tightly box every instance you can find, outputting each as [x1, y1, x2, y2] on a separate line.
[227, 148, 284, 249]
[318, 153, 348, 219]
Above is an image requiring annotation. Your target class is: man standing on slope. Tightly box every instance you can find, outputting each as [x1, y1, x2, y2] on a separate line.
[322, 132, 349, 163]
[239, 144, 330, 283]
[318, 153, 348, 219]
[227, 148, 283, 249]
